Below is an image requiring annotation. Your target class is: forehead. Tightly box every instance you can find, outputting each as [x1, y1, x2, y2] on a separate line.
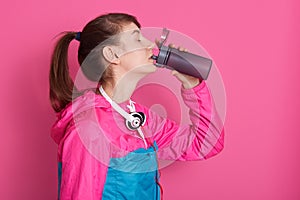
[121, 22, 140, 33]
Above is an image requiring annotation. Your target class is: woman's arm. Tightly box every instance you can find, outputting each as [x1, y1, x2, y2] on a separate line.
[144, 80, 224, 161]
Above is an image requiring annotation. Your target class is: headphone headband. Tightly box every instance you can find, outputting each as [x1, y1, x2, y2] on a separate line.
[99, 86, 134, 121]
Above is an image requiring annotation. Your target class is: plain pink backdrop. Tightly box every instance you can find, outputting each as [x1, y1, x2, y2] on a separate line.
[1, 0, 299, 199]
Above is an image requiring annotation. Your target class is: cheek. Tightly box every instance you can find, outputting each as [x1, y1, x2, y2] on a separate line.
[122, 51, 147, 68]
[122, 39, 145, 53]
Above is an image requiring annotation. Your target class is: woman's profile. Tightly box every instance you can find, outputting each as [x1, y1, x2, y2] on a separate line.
[49, 12, 224, 200]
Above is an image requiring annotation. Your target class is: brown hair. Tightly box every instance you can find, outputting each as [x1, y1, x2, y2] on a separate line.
[49, 13, 141, 113]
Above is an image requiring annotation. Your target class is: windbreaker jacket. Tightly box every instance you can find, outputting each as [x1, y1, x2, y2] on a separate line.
[51, 80, 225, 200]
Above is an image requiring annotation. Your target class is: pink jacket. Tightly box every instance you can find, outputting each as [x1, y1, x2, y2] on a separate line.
[51, 80, 224, 199]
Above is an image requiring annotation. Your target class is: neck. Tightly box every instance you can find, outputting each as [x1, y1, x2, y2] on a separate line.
[101, 76, 140, 104]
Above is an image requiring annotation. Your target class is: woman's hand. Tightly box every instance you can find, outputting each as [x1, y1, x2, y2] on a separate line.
[168, 43, 201, 89]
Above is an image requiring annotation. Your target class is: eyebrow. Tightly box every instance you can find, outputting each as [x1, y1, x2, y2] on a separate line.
[131, 29, 140, 35]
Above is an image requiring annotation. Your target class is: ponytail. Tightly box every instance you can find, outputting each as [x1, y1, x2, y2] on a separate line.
[49, 13, 142, 113]
[49, 31, 81, 113]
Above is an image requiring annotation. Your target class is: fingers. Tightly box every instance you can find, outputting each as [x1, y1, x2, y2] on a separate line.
[168, 43, 176, 48]
[171, 70, 190, 85]
[180, 47, 188, 52]
[168, 43, 188, 52]
[171, 69, 200, 89]
[171, 70, 179, 76]
[155, 38, 189, 52]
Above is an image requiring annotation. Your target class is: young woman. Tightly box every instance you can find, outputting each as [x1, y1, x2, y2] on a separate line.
[50, 13, 224, 200]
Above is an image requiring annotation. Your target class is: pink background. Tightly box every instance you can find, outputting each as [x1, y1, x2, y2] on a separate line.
[1, 0, 300, 199]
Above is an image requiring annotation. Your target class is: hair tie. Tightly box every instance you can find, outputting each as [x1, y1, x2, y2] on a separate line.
[75, 32, 81, 41]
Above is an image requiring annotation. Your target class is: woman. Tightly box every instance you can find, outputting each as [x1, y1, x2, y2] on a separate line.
[50, 12, 224, 200]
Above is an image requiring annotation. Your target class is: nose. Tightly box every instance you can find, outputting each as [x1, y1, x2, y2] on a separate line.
[148, 41, 155, 50]
[144, 37, 155, 50]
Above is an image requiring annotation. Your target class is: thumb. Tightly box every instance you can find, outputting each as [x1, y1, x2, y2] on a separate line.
[171, 70, 185, 81]
[171, 70, 178, 76]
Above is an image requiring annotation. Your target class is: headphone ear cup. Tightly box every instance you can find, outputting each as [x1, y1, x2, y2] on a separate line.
[126, 120, 136, 130]
[125, 112, 146, 130]
[137, 112, 146, 126]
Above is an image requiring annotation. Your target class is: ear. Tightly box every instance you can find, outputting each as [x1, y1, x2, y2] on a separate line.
[102, 46, 120, 64]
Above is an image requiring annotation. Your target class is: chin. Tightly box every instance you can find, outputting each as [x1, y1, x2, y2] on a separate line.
[145, 64, 157, 74]
[135, 63, 157, 74]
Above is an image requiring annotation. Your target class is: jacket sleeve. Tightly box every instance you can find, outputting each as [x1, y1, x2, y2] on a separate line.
[59, 120, 110, 199]
[145, 80, 224, 161]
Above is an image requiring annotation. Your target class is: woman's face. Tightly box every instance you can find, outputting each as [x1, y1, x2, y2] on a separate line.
[114, 22, 157, 76]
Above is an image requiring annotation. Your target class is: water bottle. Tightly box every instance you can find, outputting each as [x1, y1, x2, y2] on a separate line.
[151, 28, 212, 80]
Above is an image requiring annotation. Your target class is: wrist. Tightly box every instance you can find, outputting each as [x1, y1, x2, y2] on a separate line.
[182, 78, 201, 89]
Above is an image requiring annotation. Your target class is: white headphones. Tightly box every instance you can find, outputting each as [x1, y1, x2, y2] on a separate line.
[99, 86, 148, 148]
[125, 111, 146, 130]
